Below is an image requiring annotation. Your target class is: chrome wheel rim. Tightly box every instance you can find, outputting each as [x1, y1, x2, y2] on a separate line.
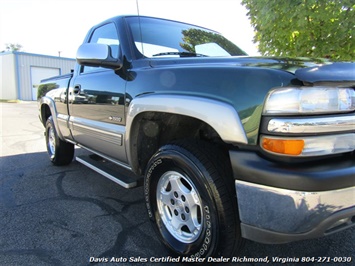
[156, 171, 203, 243]
[48, 126, 56, 155]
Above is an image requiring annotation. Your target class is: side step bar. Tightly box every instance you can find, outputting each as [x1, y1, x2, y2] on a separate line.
[76, 155, 143, 189]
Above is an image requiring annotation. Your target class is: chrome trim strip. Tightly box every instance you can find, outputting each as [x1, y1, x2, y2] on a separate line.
[64, 138, 76, 145]
[75, 124, 122, 146]
[268, 116, 355, 133]
[70, 116, 124, 146]
[57, 113, 69, 122]
[235, 180, 355, 234]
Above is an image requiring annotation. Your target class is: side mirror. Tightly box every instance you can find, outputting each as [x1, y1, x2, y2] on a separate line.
[76, 43, 122, 70]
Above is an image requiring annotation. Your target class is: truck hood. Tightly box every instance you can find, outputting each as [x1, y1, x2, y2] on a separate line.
[150, 56, 355, 84]
[295, 62, 355, 84]
[145, 56, 354, 145]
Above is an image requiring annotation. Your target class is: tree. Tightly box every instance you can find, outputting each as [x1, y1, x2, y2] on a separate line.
[5, 43, 23, 52]
[37, 83, 58, 99]
[242, 0, 355, 61]
[180, 29, 245, 55]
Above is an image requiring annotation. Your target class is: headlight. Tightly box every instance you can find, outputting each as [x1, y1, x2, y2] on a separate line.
[263, 87, 355, 114]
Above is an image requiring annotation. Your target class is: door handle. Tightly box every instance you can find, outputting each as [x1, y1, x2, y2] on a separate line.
[74, 85, 81, 94]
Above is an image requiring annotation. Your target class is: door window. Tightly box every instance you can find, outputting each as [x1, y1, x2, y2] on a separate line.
[82, 23, 120, 73]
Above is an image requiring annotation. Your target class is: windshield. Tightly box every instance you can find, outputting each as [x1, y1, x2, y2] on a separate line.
[126, 16, 247, 58]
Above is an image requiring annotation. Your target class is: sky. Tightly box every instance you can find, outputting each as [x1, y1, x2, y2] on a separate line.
[0, 0, 259, 58]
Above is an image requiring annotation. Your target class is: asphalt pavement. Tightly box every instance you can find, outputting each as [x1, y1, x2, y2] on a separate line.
[0, 102, 354, 266]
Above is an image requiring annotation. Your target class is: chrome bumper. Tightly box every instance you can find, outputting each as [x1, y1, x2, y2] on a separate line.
[236, 180, 355, 244]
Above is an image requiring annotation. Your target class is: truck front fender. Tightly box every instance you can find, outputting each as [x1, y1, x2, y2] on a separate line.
[127, 94, 248, 144]
[125, 94, 248, 173]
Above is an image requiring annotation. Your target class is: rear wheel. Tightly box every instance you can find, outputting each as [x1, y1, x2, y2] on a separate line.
[144, 141, 242, 257]
[45, 116, 74, 166]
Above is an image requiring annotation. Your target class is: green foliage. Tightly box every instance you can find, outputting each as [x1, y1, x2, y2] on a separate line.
[242, 0, 355, 61]
[180, 29, 245, 55]
[5, 43, 23, 52]
[37, 83, 58, 99]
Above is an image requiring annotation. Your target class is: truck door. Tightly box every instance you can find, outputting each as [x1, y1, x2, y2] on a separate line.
[69, 22, 128, 163]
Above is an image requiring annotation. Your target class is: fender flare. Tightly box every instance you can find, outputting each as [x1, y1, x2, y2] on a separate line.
[39, 96, 64, 140]
[125, 94, 248, 171]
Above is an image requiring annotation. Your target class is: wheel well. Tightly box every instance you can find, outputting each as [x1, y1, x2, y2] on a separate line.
[41, 104, 51, 126]
[129, 112, 226, 175]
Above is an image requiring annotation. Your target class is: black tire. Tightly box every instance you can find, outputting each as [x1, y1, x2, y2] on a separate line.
[45, 116, 74, 166]
[144, 140, 242, 258]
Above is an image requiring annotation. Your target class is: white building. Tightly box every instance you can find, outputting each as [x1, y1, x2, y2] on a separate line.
[0, 51, 75, 101]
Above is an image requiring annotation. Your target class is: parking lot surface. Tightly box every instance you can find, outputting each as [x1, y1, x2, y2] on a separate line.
[0, 102, 354, 265]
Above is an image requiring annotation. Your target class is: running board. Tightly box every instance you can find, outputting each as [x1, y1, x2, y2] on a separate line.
[76, 155, 143, 189]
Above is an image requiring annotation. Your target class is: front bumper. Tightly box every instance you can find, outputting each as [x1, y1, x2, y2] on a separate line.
[230, 151, 355, 244]
[236, 180, 355, 244]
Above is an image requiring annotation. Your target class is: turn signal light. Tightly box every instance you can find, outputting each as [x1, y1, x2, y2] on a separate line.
[262, 138, 305, 155]
[261, 134, 355, 157]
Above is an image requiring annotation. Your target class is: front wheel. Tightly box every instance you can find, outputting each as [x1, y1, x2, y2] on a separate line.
[144, 141, 242, 258]
[45, 116, 74, 166]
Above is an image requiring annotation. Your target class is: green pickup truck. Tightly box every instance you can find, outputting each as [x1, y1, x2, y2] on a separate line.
[38, 15, 355, 258]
